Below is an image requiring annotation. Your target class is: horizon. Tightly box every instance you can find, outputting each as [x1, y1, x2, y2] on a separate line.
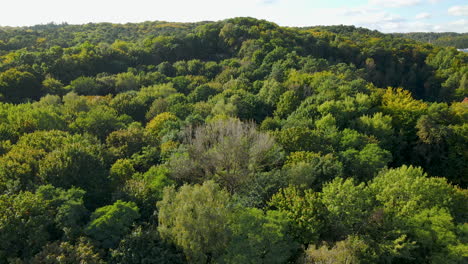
[1, 0, 467, 33]
[1, 18, 467, 35]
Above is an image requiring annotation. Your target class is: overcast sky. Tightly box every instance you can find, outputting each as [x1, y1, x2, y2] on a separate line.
[1, 0, 467, 33]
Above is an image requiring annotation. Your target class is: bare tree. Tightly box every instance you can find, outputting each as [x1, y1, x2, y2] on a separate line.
[169, 118, 284, 192]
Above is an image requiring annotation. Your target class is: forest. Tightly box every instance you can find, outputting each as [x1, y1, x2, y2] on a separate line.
[0, 17, 467, 263]
[392, 32, 468, 49]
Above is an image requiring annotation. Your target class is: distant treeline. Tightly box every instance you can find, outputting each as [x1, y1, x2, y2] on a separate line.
[393, 32, 468, 49]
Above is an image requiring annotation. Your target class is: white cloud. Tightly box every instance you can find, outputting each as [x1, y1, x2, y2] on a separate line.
[256, 0, 279, 5]
[339, 7, 379, 17]
[415, 12, 431, 19]
[338, 7, 412, 32]
[448, 5, 468, 16]
[433, 19, 468, 32]
[0, 0, 466, 33]
[369, 0, 422, 8]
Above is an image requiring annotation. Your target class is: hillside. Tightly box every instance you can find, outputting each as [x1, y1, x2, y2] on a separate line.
[0, 18, 467, 263]
[392, 32, 468, 49]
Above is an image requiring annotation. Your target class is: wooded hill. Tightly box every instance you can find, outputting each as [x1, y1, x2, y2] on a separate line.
[0, 17, 466, 264]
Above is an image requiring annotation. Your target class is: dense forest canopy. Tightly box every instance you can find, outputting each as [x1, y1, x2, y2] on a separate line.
[392, 32, 468, 49]
[0, 17, 466, 264]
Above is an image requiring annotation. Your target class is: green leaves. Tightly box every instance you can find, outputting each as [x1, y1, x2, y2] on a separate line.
[0, 68, 40, 102]
[157, 181, 231, 263]
[85, 200, 140, 249]
[70, 105, 130, 141]
[0, 18, 466, 264]
[222, 208, 299, 264]
[0, 185, 89, 262]
[270, 186, 325, 244]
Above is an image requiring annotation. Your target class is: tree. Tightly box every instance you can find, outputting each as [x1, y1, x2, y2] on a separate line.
[115, 72, 139, 93]
[369, 165, 465, 220]
[109, 159, 136, 188]
[0, 191, 53, 261]
[269, 186, 325, 244]
[110, 91, 147, 122]
[38, 140, 110, 208]
[106, 122, 147, 159]
[145, 111, 180, 143]
[168, 119, 283, 192]
[258, 79, 286, 107]
[274, 127, 326, 153]
[157, 181, 232, 263]
[85, 200, 140, 249]
[305, 236, 369, 264]
[0, 130, 98, 193]
[36, 185, 89, 241]
[381, 87, 428, 129]
[274, 91, 300, 119]
[283, 151, 344, 189]
[368, 166, 467, 263]
[0, 185, 90, 262]
[42, 76, 65, 95]
[0, 68, 40, 102]
[70, 105, 130, 141]
[0, 145, 45, 193]
[221, 208, 299, 264]
[188, 84, 218, 103]
[116, 165, 175, 220]
[340, 143, 392, 180]
[30, 238, 105, 264]
[320, 178, 374, 240]
[355, 112, 394, 149]
[68, 76, 103, 95]
[110, 226, 185, 264]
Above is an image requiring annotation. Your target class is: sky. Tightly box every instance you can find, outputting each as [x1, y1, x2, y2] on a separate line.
[1, 0, 467, 33]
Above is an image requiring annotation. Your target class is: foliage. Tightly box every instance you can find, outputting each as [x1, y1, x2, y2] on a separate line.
[85, 200, 140, 249]
[221, 208, 299, 264]
[0, 18, 466, 264]
[157, 181, 231, 263]
[169, 118, 283, 192]
[110, 226, 185, 264]
[30, 238, 105, 264]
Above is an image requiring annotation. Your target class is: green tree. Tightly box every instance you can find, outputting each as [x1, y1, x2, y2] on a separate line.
[116, 165, 175, 220]
[0, 191, 53, 261]
[110, 226, 186, 264]
[157, 181, 232, 263]
[30, 238, 105, 264]
[284, 151, 344, 189]
[115, 72, 139, 93]
[320, 178, 374, 240]
[38, 140, 110, 208]
[85, 200, 140, 249]
[269, 186, 325, 244]
[106, 122, 146, 159]
[69, 76, 102, 95]
[42, 76, 65, 95]
[0, 185, 90, 262]
[145, 112, 179, 141]
[340, 143, 392, 180]
[356, 112, 394, 149]
[274, 91, 300, 119]
[0, 68, 40, 102]
[70, 105, 130, 140]
[305, 236, 369, 264]
[221, 208, 299, 264]
[110, 91, 147, 122]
